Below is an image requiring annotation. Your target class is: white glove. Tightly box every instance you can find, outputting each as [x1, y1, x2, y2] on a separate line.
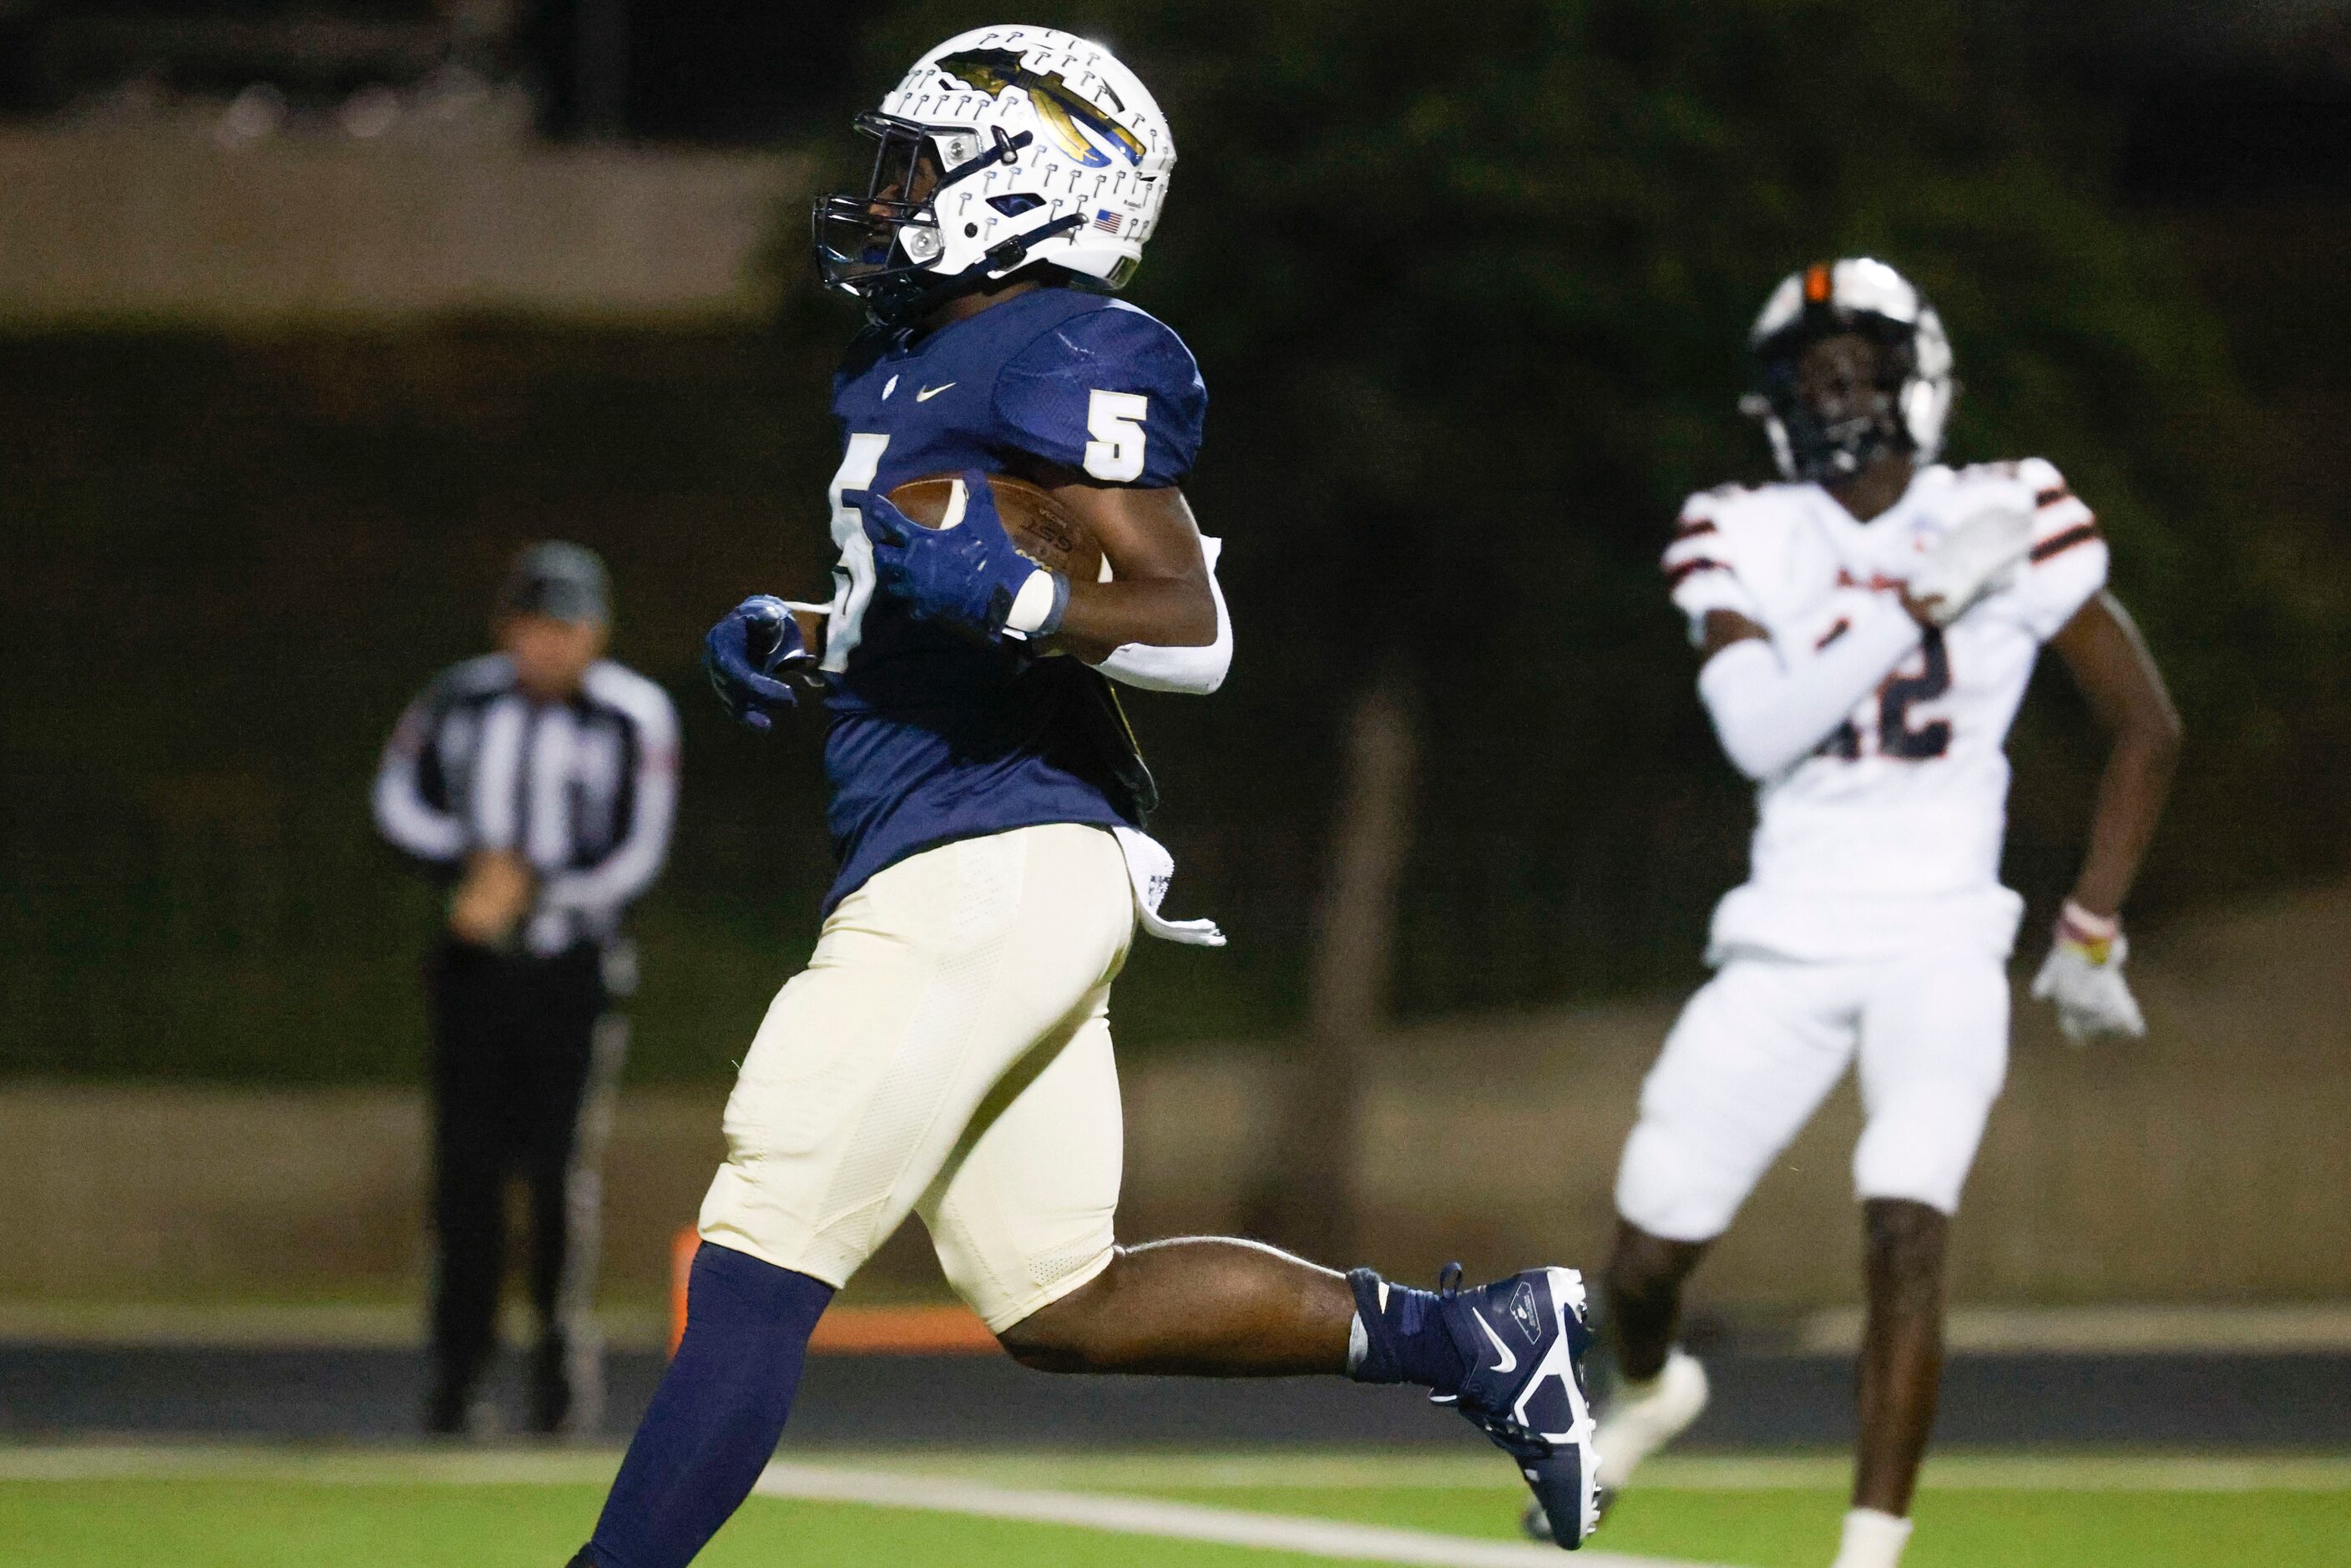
[2030, 901, 2146, 1044]
[1909, 502, 2034, 626]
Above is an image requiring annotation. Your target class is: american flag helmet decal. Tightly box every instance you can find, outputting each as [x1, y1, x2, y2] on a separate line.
[1092, 208, 1124, 235]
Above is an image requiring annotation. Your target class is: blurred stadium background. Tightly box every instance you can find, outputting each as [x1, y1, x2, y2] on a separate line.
[2, 3, 2348, 1565]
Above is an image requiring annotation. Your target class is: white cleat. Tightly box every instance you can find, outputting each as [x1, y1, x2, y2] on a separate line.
[1595, 1348, 1709, 1495]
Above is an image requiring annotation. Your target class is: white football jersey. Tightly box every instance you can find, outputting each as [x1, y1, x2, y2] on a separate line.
[1664, 460, 2107, 960]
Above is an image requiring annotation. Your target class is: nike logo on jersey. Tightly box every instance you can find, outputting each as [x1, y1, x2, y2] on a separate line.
[916, 382, 957, 402]
[882, 375, 898, 400]
[1473, 1311, 1519, 1375]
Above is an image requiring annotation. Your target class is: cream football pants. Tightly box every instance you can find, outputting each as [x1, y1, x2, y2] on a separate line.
[1615, 948, 2011, 1242]
[698, 823, 1135, 1331]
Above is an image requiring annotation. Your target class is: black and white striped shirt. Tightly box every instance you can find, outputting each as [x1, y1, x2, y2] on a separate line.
[373, 655, 680, 958]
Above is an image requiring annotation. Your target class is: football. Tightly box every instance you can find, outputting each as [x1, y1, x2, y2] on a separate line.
[886, 473, 1104, 584]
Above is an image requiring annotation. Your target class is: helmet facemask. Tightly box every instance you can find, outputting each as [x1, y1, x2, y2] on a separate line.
[812, 113, 1063, 324]
[1741, 258, 1955, 485]
[1749, 323, 1919, 484]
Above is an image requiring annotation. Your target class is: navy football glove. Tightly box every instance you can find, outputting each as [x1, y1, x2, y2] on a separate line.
[860, 474, 1066, 641]
[703, 594, 813, 731]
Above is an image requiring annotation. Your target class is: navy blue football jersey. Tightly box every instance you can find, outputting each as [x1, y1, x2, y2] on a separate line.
[814, 286, 1208, 913]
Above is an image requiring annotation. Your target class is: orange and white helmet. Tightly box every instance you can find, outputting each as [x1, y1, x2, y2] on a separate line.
[813, 25, 1176, 322]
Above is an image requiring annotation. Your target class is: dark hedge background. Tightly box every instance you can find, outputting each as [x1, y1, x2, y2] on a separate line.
[3, 0, 2347, 1081]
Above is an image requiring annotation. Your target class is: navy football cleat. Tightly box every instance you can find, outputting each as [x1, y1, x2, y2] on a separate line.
[1431, 1264, 1601, 1550]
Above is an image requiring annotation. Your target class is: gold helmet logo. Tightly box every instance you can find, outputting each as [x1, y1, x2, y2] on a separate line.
[935, 48, 1148, 169]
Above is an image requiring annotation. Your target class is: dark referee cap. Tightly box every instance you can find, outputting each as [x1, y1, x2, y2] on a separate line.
[498, 541, 610, 625]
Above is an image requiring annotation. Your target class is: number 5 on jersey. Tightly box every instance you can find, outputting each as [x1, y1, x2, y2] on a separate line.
[822, 432, 890, 673]
[1084, 391, 1148, 483]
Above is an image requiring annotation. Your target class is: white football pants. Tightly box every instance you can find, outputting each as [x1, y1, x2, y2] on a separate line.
[699, 823, 1133, 1331]
[1615, 948, 2010, 1242]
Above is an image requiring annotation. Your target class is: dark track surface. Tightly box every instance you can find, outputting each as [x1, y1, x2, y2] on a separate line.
[4, 1344, 2347, 1449]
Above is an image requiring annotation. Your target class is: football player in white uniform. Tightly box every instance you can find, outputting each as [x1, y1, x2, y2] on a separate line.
[1560, 260, 2182, 1567]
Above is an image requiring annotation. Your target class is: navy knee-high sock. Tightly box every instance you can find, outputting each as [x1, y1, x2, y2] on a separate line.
[578, 1242, 833, 1568]
[1344, 1268, 1467, 1394]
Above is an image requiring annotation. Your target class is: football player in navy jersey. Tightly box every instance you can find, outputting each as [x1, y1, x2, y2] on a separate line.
[567, 26, 1603, 1567]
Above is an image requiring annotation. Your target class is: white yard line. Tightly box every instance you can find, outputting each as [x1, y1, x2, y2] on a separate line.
[752, 1459, 1727, 1567]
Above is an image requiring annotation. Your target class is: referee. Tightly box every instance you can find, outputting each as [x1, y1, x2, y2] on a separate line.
[373, 542, 680, 1437]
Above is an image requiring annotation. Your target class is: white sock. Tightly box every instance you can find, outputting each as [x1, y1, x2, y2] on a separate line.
[1829, 1508, 1913, 1568]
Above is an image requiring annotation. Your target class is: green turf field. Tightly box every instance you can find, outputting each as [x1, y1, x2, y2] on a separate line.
[3, 1448, 2346, 1567]
[1125, 1478, 2351, 1567]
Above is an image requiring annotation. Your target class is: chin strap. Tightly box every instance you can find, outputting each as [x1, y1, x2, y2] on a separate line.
[867, 211, 1088, 325]
[934, 124, 1034, 194]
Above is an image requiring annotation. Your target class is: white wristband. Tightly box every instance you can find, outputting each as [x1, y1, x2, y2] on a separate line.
[1002, 568, 1066, 637]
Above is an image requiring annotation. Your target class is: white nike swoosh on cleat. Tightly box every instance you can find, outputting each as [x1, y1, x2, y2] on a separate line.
[916, 382, 957, 401]
[1472, 1312, 1519, 1376]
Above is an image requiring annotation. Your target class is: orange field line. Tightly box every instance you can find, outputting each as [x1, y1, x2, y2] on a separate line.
[808, 1303, 1001, 1355]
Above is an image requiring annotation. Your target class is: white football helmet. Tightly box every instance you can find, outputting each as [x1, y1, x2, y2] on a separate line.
[812, 24, 1176, 323]
[1741, 257, 1955, 483]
